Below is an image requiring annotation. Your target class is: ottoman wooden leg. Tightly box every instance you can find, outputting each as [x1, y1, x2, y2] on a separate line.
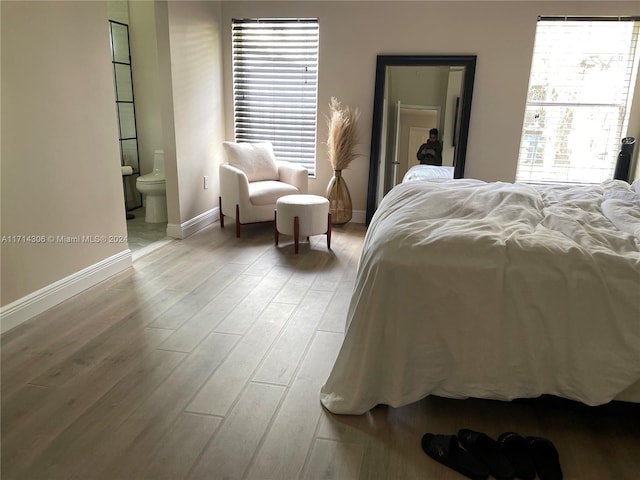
[235, 204, 241, 238]
[327, 213, 332, 250]
[274, 210, 279, 246]
[294, 215, 300, 254]
[219, 197, 224, 228]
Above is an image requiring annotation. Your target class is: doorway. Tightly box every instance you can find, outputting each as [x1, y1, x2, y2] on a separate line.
[109, 18, 168, 254]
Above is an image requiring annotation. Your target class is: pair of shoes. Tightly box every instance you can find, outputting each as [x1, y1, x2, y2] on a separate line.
[499, 432, 562, 480]
[421, 433, 490, 480]
[421, 429, 514, 479]
[421, 429, 563, 480]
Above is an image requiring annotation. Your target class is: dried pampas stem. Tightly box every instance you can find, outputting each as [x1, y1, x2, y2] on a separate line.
[326, 97, 361, 171]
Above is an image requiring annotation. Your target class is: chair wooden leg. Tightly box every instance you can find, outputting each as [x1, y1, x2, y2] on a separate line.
[274, 210, 279, 245]
[219, 197, 224, 228]
[294, 215, 299, 254]
[327, 213, 332, 250]
[235, 204, 241, 238]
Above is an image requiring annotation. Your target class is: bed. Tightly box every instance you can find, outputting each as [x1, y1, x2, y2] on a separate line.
[320, 178, 640, 415]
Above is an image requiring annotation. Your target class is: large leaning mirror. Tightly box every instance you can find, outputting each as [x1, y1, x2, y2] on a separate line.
[366, 55, 477, 224]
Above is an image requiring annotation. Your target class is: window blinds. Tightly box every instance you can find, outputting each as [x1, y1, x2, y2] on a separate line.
[232, 18, 319, 175]
[516, 18, 640, 184]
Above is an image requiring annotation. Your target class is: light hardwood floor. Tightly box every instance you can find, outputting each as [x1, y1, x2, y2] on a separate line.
[2, 222, 639, 480]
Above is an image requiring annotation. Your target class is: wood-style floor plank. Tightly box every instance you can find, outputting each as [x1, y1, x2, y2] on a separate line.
[186, 302, 294, 417]
[139, 412, 222, 480]
[303, 438, 364, 480]
[16, 348, 186, 480]
[148, 264, 251, 331]
[213, 266, 293, 335]
[66, 331, 240, 480]
[253, 289, 335, 386]
[188, 382, 285, 480]
[2, 327, 173, 465]
[27, 294, 183, 388]
[317, 278, 356, 333]
[157, 269, 262, 351]
[1, 284, 158, 398]
[244, 331, 345, 480]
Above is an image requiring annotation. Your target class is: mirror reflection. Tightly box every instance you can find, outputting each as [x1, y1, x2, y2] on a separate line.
[366, 55, 476, 224]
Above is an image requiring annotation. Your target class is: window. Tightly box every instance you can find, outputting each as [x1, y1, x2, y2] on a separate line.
[232, 18, 319, 175]
[516, 18, 640, 184]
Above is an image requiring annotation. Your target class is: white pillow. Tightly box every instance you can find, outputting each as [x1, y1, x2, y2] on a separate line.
[223, 141, 279, 182]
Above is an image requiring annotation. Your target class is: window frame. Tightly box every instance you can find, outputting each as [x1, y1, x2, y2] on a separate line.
[516, 17, 640, 184]
[231, 18, 320, 176]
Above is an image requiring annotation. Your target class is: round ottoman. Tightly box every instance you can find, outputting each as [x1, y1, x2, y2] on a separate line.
[275, 194, 331, 254]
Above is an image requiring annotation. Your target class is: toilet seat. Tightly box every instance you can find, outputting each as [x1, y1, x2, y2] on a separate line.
[137, 176, 164, 185]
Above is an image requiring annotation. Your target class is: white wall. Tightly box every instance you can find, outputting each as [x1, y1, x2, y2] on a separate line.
[151, 0, 225, 230]
[128, 0, 163, 177]
[1, 1, 129, 306]
[114, 0, 226, 231]
[165, 0, 225, 225]
[221, 1, 640, 212]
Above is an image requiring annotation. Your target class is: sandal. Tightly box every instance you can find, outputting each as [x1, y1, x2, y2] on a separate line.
[527, 436, 563, 480]
[421, 433, 490, 480]
[498, 432, 536, 480]
[458, 429, 515, 480]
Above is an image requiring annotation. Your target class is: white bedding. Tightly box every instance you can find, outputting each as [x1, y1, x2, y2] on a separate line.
[321, 179, 640, 415]
[403, 164, 454, 182]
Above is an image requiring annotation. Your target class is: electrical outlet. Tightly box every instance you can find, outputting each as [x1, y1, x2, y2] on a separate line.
[204, 175, 209, 189]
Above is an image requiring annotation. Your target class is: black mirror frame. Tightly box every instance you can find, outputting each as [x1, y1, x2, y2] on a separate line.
[365, 55, 477, 225]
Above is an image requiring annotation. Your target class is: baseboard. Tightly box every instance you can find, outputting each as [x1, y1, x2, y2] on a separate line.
[0, 249, 133, 334]
[351, 209, 366, 224]
[166, 207, 218, 239]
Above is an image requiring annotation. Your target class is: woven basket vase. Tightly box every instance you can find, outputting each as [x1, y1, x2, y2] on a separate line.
[326, 170, 352, 225]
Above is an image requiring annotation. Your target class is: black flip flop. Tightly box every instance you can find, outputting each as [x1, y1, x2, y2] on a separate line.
[421, 433, 490, 480]
[527, 436, 563, 480]
[458, 429, 516, 480]
[498, 432, 536, 480]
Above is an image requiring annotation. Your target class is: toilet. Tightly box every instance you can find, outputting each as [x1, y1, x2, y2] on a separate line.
[136, 149, 167, 223]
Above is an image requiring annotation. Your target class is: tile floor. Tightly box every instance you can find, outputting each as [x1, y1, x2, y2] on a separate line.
[125, 207, 169, 253]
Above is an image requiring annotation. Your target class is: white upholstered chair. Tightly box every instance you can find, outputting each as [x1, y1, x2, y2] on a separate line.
[219, 141, 309, 237]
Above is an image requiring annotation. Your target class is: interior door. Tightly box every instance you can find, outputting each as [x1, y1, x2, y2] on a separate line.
[399, 107, 438, 183]
[408, 127, 431, 165]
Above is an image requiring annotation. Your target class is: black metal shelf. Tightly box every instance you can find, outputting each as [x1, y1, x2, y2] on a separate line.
[109, 20, 142, 212]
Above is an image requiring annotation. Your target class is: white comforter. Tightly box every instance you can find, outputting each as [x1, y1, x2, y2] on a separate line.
[321, 179, 640, 415]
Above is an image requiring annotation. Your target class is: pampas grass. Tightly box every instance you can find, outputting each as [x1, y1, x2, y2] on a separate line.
[326, 97, 361, 171]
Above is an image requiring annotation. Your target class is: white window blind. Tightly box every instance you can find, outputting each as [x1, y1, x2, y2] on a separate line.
[516, 18, 640, 184]
[232, 18, 319, 175]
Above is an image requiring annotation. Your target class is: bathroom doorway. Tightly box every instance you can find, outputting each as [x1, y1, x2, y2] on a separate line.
[109, 18, 168, 254]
